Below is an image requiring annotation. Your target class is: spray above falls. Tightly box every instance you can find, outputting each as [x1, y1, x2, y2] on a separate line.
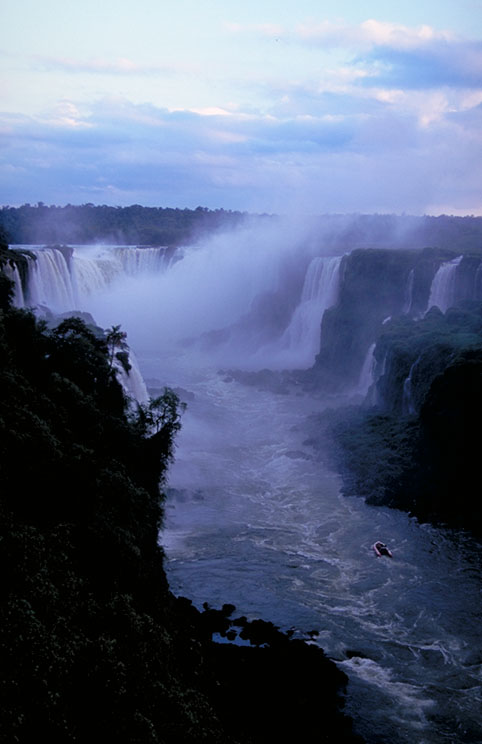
[11, 227, 344, 371]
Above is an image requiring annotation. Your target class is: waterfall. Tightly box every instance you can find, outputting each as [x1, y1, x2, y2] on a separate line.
[269, 255, 342, 368]
[114, 350, 149, 405]
[426, 255, 463, 313]
[26, 248, 76, 311]
[10, 244, 172, 403]
[402, 356, 420, 415]
[357, 343, 376, 397]
[114, 247, 168, 275]
[3, 262, 24, 306]
[18, 245, 170, 313]
[402, 269, 414, 314]
[14, 239, 344, 370]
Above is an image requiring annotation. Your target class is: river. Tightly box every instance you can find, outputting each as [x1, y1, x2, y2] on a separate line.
[137, 351, 482, 744]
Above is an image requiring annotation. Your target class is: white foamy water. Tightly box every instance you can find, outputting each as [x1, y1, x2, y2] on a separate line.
[427, 255, 463, 313]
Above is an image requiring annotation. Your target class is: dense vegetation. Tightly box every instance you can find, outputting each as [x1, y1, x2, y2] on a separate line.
[2, 204, 482, 251]
[307, 301, 482, 535]
[0, 239, 361, 742]
[0, 204, 250, 246]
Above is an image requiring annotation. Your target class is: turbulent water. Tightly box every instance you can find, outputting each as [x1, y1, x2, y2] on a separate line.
[12, 231, 482, 744]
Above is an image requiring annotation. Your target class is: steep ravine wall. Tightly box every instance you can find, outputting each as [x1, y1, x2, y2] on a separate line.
[302, 244, 482, 535]
[315, 300, 482, 536]
[309, 247, 482, 391]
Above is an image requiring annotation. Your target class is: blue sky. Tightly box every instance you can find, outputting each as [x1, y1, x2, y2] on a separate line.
[1, 0, 482, 214]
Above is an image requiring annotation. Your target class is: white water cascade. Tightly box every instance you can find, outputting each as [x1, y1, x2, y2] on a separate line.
[259, 255, 342, 369]
[426, 255, 463, 313]
[3, 262, 24, 306]
[402, 356, 421, 415]
[114, 350, 150, 405]
[13, 240, 346, 373]
[27, 248, 76, 310]
[10, 244, 173, 403]
[15, 245, 172, 314]
[402, 268, 414, 314]
[356, 342, 376, 397]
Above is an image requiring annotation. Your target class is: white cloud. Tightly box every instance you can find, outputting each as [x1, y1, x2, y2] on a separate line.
[296, 19, 454, 49]
[228, 18, 455, 50]
[1, 93, 481, 214]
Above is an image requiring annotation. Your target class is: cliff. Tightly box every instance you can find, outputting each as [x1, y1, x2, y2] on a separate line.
[308, 247, 482, 390]
[305, 246, 482, 535]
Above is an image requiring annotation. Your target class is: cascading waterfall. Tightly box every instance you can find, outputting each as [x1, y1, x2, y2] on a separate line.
[402, 356, 420, 414]
[114, 351, 149, 405]
[361, 349, 388, 407]
[3, 262, 24, 306]
[15, 245, 172, 313]
[14, 243, 344, 370]
[12, 244, 172, 402]
[402, 268, 414, 314]
[426, 255, 463, 313]
[114, 246, 169, 275]
[26, 247, 76, 311]
[356, 342, 376, 397]
[264, 255, 342, 368]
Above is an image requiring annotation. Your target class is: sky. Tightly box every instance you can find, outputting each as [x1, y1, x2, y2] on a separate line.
[1, 0, 482, 214]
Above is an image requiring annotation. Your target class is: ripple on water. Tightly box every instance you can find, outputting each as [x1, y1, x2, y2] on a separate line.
[158, 364, 482, 744]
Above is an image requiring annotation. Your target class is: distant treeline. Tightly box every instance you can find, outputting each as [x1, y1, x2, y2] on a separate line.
[1, 203, 482, 251]
[0, 203, 253, 246]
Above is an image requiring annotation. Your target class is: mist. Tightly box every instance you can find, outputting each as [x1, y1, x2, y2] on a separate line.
[80, 215, 338, 368]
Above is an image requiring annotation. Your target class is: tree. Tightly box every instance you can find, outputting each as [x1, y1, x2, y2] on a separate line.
[105, 324, 129, 372]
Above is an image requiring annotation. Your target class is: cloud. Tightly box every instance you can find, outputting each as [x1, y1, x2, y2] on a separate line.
[357, 41, 482, 88]
[228, 18, 454, 50]
[294, 19, 454, 50]
[1, 93, 481, 215]
[229, 18, 482, 92]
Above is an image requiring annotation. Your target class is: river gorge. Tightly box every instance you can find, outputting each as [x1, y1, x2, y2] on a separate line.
[7, 221, 482, 743]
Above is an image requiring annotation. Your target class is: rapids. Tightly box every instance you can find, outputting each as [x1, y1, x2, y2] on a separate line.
[10, 235, 482, 743]
[154, 358, 482, 744]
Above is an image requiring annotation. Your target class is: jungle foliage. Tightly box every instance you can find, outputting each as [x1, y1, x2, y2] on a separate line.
[0, 203, 250, 247]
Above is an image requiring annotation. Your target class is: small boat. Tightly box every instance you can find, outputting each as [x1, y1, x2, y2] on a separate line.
[373, 541, 393, 558]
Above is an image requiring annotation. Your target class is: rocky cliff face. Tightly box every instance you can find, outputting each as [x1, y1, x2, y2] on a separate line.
[306, 246, 482, 536]
[309, 247, 482, 392]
